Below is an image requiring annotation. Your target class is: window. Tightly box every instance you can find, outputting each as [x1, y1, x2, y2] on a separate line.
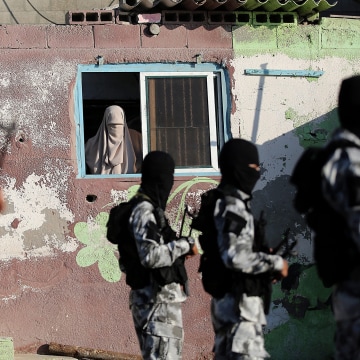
[74, 63, 230, 178]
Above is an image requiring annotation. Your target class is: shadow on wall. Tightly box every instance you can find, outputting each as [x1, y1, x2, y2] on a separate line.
[252, 107, 339, 360]
[252, 107, 339, 247]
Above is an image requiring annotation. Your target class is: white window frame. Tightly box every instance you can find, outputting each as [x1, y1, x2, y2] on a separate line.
[140, 72, 219, 174]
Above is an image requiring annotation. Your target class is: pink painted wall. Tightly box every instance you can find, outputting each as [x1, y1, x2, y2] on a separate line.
[0, 23, 232, 357]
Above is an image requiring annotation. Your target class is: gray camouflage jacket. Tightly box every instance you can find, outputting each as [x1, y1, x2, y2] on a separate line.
[214, 188, 284, 276]
[128, 200, 190, 307]
[213, 187, 284, 324]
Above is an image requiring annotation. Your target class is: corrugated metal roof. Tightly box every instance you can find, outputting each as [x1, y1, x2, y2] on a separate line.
[118, 0, 338, 18]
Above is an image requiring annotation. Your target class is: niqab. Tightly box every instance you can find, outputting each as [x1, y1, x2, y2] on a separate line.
[85, 105, 136, 174]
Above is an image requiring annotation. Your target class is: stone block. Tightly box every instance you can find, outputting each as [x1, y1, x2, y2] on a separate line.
[47, 25, 94, 48]
[0, 25, 46, 48]
[94, 24, 141, 48]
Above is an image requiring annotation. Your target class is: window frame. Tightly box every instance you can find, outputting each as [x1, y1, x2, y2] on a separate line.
[74, 63, 230, 179]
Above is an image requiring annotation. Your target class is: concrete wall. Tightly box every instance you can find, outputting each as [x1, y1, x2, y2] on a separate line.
[0, 18, 359, 359]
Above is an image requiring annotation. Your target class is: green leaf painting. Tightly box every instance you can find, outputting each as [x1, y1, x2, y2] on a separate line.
[74, 178, 217, 283]
[75, 212, 121, 283]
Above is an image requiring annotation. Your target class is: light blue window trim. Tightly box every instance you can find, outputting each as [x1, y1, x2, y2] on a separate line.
[74, 62, 231, 179]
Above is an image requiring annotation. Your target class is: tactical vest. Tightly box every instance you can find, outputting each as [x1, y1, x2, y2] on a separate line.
[107, 194, 187, 290]
[193, 186, 272, 312]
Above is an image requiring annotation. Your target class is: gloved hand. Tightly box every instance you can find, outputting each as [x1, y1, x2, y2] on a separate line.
[185, 237, 199, 257]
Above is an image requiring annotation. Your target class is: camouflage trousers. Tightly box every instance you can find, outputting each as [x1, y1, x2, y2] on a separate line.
[131, 301, 184, 360]
[211, 295, 270, 360]
[335, 316, 360, 360]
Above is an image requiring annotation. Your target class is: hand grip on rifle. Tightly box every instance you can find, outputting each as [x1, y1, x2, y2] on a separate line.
[272, 228, 297, 282]
[179, 205, 199, 258]
[273, 228, 298, 259]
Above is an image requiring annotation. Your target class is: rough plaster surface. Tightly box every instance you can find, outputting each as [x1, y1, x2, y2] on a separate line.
[231, 53, 359, 253]
[230, 52, 359, 358]
[0, 19, 358, 359]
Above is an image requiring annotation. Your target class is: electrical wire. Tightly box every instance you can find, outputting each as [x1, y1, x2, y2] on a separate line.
[2, 0, 19, 24]
[26, 0, 59, 25]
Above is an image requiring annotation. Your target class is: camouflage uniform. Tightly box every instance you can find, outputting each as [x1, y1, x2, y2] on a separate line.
[129, 199, 191, 360]
[322, 128, 360, 360]
[211, 188, 284, 360]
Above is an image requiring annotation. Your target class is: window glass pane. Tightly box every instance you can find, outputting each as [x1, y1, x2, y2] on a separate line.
[147, 77, 211, 167]
[81, 72, 142, 175]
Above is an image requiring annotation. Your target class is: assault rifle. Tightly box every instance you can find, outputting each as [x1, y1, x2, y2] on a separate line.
[179, 204, 193, 237]
[256, 211, 297, 313]
[256, 211, 297, 260]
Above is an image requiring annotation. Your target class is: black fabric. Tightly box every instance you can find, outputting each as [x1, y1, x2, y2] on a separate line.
[106, 196, 151, 289]
[290, 140, 360, 287]
[338, 75, 360, 137]
[223, 211, 247, 236]
[106, 195, 187, 290]
[347, 176, 360, 207]
[290, 140, 359, 215]
[193, 188, 233, 298]
[219, 138, 260, 195]
[193, 187, 272, 311]
[140, 151, 175, 210]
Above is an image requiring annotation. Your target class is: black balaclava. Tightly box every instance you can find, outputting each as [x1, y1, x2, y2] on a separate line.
[140, 151, 175, 210]
[219, 138, 260, 195]
[338, 75, 360, 137]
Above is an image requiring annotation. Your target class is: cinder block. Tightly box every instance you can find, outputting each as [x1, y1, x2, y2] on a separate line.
[208, 11, 252, 25]
[187, 24, 232, 48]
[47, 25, 94, 48]
[141, 24, 187, 48]
[0, 25, 47, 48]
[253, 12, 298, 26]
[162, 11, 207, 24]
[115, 11, 132, 24]
[66, 10, 114, 25]
[137, 13, 162, 24]
[94, 25, 141, 48]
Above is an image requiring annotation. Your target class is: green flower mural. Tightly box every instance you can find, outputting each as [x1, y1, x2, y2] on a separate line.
[75, 211, 121, 283]
[74, 179, 217, 283]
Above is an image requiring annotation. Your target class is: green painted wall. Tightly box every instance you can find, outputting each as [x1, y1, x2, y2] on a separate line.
[231, 17, 360, 359]
[233, 18, 360, 60]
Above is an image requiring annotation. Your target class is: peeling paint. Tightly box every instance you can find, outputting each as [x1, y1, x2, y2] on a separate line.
[0, 61, 74, 150]
[0, 16, 357, 358]
[266, 266, 334, 359]
[290, 108, 340, 148]
[0, 173, 75, 260]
